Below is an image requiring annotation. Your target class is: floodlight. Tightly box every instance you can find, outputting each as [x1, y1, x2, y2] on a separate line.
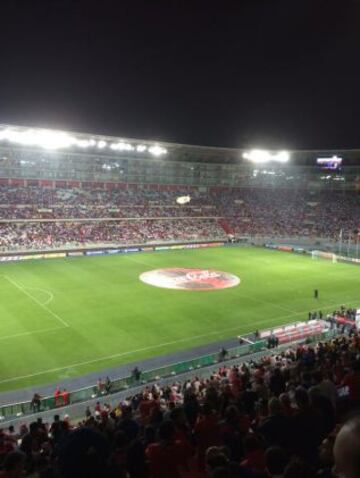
[76, 139, 91, 148]
[149, 145, 167, 156]
[276, 151, 290, 163]
[243, 149, 289, 164]
[0, 127, 76, 149]
[0, 125, 168, 156]
[176, 195, 191, 204]
[110, 141, 134, 151]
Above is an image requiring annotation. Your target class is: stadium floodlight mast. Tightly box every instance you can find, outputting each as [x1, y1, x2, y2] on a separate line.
[242, 149, 290, 164]
[0, 126, 167, 157]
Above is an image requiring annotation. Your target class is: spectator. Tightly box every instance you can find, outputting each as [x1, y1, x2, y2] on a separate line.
[342, 360, 360, 406]
[146, 420, 188, 478]
[265, 446, 289, 478]
[0, 450, 26, 478]
[257, 397, 291, 449]
[30, 393, 41, 413]
[334, 415, 360, 478]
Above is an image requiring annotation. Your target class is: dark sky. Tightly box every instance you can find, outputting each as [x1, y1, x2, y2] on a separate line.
[0, 0, 360, 150]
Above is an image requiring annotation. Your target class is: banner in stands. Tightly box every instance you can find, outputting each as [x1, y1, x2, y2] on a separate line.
[43, 253, 67, 259]
[265, 244, 278, 250]
[2, 252, 68, 261]
[67, 251, 84, 257]
[85, 250, 106, 256]
[264, 244, 305, 255]
[293, 247, 306, 254]
[154, 242, 224, 252]
[0, 256, 22, 262]
[277, 246, 293, 252]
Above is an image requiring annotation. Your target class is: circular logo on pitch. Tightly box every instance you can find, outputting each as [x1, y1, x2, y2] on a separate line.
[139, 268, 240, 290]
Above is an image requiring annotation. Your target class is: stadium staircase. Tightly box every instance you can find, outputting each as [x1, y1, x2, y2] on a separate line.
[218, 218, 234, 235]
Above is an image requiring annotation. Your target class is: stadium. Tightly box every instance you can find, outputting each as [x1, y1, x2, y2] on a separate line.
[1, 124, 360, 476]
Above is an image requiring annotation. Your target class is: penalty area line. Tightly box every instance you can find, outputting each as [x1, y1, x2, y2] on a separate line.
[0, 326, 65, 342]
[3, 275, 69, 328]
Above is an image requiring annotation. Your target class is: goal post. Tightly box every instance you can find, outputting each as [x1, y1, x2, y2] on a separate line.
[311, 250, 337, 263]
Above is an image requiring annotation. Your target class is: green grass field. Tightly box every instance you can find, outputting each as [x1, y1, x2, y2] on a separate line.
[0, 246, 359, 392]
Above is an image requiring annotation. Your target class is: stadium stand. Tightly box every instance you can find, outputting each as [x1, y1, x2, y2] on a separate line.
[0, 184, 359, 251]
[0, 332, 359, 477]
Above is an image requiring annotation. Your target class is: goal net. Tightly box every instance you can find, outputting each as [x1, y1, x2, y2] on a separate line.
[311, 250, 337, 263]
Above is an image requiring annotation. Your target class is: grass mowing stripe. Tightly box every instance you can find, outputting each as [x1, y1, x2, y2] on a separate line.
[0, 300, 354, 385]
[3, 275, 69, 328]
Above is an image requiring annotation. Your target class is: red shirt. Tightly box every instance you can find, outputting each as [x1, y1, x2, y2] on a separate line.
[241, 449, 266, 473]
[195, 414, 220, 452]
[139, 399, 159, 423]
[62, 391, 70, 405]
[343, 372, 360, 402]
[146, 440, 186, 478]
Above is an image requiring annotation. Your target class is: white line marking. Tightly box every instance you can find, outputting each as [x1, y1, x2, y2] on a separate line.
[237, 336, 254, 344]
[0, 299, 356, 385]
[23, 287, 54, 306]
[3, 275, 69, 328]
[124, 254, 153, 267]
[0, 326, 64, 341]
[239, 293, 296, 314]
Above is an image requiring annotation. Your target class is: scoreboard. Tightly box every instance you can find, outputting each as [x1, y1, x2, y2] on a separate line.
[316, 155, 342, 170]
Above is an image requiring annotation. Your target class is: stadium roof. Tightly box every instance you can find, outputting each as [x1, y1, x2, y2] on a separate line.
[0, 123, 359, 166]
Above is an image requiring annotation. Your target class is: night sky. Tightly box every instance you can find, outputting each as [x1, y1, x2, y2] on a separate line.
[1, 0, 360, 150]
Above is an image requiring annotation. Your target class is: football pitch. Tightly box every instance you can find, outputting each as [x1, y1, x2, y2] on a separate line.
[0, 246, 359, 392]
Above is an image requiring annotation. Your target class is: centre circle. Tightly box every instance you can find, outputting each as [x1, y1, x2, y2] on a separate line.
[139, 268, 240, 290]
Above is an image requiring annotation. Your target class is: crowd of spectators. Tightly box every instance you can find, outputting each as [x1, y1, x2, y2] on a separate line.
[0, 219, 225, 251]
[1, 332, 360, 477]
[0, 184, 359, 251]
[216, 189, 360, 239]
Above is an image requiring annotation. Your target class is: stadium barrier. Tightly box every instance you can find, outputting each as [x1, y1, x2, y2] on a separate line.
[263, 243, 360, 266]
[0, 340, 266, 421]
[0, 240, 226, 262]
[0, 327, 339, 422]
